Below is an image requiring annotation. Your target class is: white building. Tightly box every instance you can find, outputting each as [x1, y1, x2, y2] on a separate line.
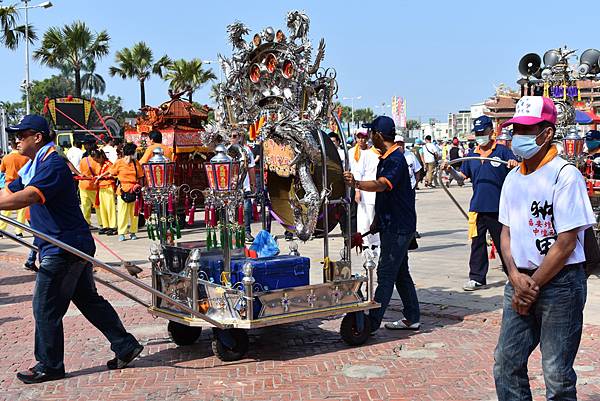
[470, 102, 489, 119]
[421, 122, 449, 140]
[447, 110, 471, 139]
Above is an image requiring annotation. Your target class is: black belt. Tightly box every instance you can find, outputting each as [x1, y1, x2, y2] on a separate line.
[517, 262, 583, 276]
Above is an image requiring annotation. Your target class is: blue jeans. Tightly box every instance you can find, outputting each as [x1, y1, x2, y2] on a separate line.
[26, 249, 37, 265]
[33, 254, 139, 374]
[494, 265, 587, 401]
[369, 231, 420, 330]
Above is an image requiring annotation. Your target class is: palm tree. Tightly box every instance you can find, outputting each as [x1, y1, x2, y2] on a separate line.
[109, 41, 171, 109]
[163, 58, 216, 103]
[0, 4, 37, 50]
[81, 59, 106, 97]
[33, 21, 110, 97]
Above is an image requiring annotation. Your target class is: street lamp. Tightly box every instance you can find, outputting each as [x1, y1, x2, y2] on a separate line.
[16, 0, 53, 114]
[342, 95, 361, 128]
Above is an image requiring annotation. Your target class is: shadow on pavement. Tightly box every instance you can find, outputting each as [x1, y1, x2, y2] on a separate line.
[0, 274, 35, 286]
[0, 292, 33, 305]
[420, 228, 467, 237]
[0, 316, 23, 326]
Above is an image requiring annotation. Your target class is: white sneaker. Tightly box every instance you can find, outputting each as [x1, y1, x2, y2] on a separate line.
[384, 319, 421, 330]
[463, 279, 485, 291]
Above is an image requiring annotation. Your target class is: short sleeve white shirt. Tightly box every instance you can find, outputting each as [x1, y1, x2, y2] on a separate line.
[403, 151, 422, 189]
[422, 142, 439, 164]
[498, 156, 595, 269]
[243, 145, 255, 192]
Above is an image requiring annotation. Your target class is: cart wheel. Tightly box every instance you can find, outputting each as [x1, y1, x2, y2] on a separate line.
[211, 328, 249, 361]
[340, 311, 371, 346]
[167, 321, 202, 346]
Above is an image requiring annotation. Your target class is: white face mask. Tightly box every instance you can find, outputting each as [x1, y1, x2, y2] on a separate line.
[475, 136, 490, 146]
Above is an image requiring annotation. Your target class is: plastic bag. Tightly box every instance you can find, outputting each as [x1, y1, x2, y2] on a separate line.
[249, 229, 280, 258]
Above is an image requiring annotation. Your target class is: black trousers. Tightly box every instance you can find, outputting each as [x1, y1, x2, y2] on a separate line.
[469, 212, 504, 284]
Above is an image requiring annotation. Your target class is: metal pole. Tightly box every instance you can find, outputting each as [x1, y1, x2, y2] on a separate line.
[438, 156, 509, 220]
[259, 137, 266, 230]
[24, 0, 30, 114]
[315, 129, 330, 281]
[0, 213, 224, 326]
[333, 112, 352, 266]
[0, 228, 150, 308]
[0, 107, 8, 154]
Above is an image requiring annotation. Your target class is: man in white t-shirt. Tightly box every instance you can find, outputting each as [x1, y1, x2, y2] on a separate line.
[230, 132, 256, 242]
[493, 96, 595, 401]
[102, 138, 119, 163]
[421, 135, 439, 187]
[66, 140, 84, 169]
[395, 135, 421, 189]
[351, 130, 381, 249]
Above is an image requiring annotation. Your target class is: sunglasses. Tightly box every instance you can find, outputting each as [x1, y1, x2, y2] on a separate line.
[16, 130, 39, 140]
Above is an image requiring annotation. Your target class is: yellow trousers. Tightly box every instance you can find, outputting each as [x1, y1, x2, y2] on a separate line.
[117, 197, 138, 235]
[98, 187, 116, 229]
[80, 189, 100, 227]
[0, 208, 27, 235]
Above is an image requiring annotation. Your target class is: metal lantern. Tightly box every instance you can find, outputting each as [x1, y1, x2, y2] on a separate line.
[205, 144, 240, 191]
[563, 127, 584, 160]
[496, 128, 512, 148]
[142, 147, 175, 189]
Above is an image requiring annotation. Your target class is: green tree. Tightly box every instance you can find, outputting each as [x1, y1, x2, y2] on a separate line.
[406, 119, 421, 130]
[0, 100, 25, 125]
[163, 58, 216, 103]
[33, 21, 110, 97]
[25, 74, 74, 114]
[354, 108, 374, 125]
[109, 41, 171, 109]
[81, 59, 106, 97]
[0, 4, 37, 50]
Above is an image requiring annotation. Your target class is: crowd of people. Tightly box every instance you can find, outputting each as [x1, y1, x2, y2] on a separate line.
[0, 99, 596, 399]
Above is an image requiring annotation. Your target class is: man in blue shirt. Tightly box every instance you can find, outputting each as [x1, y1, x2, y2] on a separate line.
[344, 116, 420, 332]
[451, 116, 518, 291]
[0, 115, 143, 384]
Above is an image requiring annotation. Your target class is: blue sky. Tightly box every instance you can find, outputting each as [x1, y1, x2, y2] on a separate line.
[2, 0, 600, 121]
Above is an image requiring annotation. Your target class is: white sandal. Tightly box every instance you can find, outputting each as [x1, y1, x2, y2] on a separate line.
[384, 319, 421, 330]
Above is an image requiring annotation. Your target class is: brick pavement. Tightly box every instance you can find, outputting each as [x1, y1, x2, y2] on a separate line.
[1, 187, 600, 400]
[1, 259, 600, 401]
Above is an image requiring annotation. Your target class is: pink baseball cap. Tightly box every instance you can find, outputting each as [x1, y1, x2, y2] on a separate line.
[501, 96, 557, 128]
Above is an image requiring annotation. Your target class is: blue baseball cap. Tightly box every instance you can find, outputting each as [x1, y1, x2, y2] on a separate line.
[586, 130, 600, 141]
[6, 114, 50, 135]
[363, 116, 396, 139]
[472, 115, 493, 133]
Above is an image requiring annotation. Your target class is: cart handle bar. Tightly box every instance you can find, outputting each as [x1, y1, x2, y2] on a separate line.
[438, 156, 510, 221]
[0, 214, 225, 328]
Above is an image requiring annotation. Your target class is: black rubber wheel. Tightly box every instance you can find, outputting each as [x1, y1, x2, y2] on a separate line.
[167, 321, 202, 346]
[340, 311, 371, 346]
[211, 328, 249, 361]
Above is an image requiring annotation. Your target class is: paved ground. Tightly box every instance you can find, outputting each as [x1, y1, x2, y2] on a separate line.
[1, 185, 600, 400]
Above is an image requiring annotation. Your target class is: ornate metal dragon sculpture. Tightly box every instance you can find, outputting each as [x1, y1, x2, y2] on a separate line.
[212, 10, 338, 241]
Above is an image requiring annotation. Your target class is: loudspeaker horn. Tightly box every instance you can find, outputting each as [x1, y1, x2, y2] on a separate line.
[578, 49, 600, 76]
[518, 53, 542, 77]
[543, 50, 560, 68]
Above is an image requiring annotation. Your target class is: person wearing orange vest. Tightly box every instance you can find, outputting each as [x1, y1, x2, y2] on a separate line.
[78, 149, 102, 228]
[97, 143, 144, 241]
[0, 138, 30, 236]
[139, 130, 173, 164]
[90, 149, 117, 235]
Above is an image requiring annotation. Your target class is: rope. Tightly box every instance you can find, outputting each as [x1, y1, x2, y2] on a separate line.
[91, 99, 114, 139]
[54, 106, 106, 144]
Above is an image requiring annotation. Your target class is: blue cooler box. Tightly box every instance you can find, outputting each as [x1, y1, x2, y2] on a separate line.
[230, 255, 311, 291]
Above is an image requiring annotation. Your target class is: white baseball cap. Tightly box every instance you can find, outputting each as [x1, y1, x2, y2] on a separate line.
[394, 134, 405, 143]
